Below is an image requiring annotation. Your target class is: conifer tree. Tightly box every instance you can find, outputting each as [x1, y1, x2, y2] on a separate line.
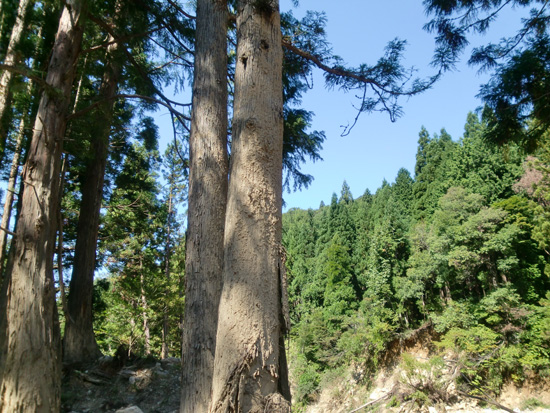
[0, 0, 34, 161]
[63, 0, 125, 365]
[0, 0, 87, 409]
[425, 0, 550, 150]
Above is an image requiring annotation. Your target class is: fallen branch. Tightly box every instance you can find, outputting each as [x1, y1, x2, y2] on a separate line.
[74, 370, 107, 386]
[457, 390, 515, 413]
[349, 393, 392, 413]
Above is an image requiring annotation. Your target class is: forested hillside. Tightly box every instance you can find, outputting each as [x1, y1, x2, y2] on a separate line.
[283, 113, 550, 409]
[1, 0, 550, 411]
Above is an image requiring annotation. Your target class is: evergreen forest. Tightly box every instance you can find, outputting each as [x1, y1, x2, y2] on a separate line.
[0, 0, 549, 412]
[283, 114, 550, 408]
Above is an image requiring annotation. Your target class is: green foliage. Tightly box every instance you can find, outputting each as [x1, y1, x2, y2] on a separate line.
[337, 298, 397, 367]
[521, 398, 550, 411]
[431, 287, 550, 394]
[413, 127, 457, 220]
[292, 353, 322, 406]
[95, 136, 185, 358]
[425, 0, 550, 151]
[283, 112, 550, 408]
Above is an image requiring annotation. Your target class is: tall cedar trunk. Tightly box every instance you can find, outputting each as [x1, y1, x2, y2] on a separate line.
[180, 0, 228, 411]
[0, 0, 85, 411]
[63, 33, 121, 366]
[0, 0, 34, 159]
[0, 19, 43, 287]
[210, 0, 290, 411]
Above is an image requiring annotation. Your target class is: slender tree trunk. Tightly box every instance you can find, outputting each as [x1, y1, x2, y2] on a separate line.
[180, 0, 228, 411]
[0, 96, 28, 277]
[140, 268, 151, 356]
[210, 0, 290, 411]
[56, 154, 70, 318]
[0, 1, 86, 411]
[62, 32, 121, 365]
[161, 192, 173, 359]
[0, 2, 4, 40]
[0, 0, 35, 159]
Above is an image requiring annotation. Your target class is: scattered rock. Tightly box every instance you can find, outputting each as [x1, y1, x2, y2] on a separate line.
[62, 356, 181, 413]
[115, 407, 144, 413]
[119, 369, 136, 378]
[160, 357, 180, 370]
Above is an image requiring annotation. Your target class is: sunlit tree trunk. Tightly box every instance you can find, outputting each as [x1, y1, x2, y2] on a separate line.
[0, 0, 86, 410]
[179, 0, 228, 411]
[210, 0, 290, 410]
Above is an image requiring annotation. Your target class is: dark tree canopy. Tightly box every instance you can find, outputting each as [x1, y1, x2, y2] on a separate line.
[425, 0, 550, 149]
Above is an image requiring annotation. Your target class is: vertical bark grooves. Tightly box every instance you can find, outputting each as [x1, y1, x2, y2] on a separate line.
[0, 1, 86, 411]
[0, 0, 34, 158]
[63, 27, 122, 365]
[210, 0, 289, 411]
[180, 0, 228, 412]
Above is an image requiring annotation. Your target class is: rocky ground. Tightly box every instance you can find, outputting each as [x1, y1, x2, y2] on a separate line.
[62, 353, 550, 413]
[62, 356, 181, 413]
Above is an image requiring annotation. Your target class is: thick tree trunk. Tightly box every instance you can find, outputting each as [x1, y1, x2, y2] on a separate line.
[0, 0, 34, 159]
[0, 1, 85, 411]
[180, 0, 228, 411]
[63, 34, 121, 366]
[210, 0, 290, 411]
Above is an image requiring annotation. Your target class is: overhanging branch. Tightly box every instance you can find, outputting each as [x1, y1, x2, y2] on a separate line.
[67, 94, 191, 122]
[282, 39, 440, 97]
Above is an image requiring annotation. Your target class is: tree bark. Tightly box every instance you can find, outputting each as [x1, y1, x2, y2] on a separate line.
[0, 20, 44, 280]
[0, 0, 35, 160]
[180, 0, 228, 411]
[63, 29, 121, 366]
[0, 89, 29, 277]
[140, 269, 151, 356]
[0, 1, 86, 411]
[210, 0, 290, 411]
[161, 192, 173, 359]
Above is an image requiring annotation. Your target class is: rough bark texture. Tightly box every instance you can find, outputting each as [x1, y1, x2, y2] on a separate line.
[0, 0, 34, 159]
[63, 33, 121, 366]
[0, 1, 85, 411]
[180, 0, 228, 411]
[210, 0, 290, 411]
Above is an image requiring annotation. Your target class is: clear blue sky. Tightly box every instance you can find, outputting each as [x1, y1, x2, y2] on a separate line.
[153, 0, 523, 212]
[278, 0, 521, 211]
